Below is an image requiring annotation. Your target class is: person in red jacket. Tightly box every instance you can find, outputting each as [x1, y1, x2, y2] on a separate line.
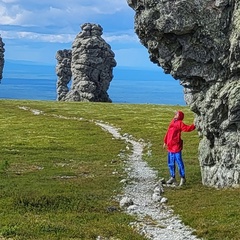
[163, 110, 195, 186]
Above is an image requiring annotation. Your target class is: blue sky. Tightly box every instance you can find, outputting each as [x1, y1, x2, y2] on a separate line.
[0, 0, 185, 104]
[0, 0, 159, 70]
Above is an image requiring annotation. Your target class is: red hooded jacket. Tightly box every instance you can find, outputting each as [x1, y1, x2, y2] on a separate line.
[164, 111, 195, 153]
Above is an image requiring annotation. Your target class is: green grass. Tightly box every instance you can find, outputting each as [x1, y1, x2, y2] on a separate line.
[0, 100, 239, 240]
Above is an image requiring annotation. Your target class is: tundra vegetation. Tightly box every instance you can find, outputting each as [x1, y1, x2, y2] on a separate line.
[0, 100, 239, 239]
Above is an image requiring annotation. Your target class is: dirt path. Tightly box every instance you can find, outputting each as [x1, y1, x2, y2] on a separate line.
[96, 122, 200, 240]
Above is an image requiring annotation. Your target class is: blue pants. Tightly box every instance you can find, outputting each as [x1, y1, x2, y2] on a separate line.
[168, 151, 185, 178]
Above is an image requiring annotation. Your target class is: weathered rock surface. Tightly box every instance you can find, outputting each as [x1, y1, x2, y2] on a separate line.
[56, 49, 72, 101]
[0, 36, 5, 82]
[127, 0, 240, 188]
[57, 23, 116, 102]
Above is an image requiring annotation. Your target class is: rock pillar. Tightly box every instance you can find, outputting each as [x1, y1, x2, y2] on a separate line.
[56, 49, 72, 100]
[57, 23, 116, 102]
[0, 36, 5, 82]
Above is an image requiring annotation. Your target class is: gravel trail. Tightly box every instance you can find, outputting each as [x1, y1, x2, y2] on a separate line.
[96, 121, 200, 240]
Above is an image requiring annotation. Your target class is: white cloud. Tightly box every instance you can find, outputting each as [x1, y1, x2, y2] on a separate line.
[0, 4, 31, 25]
[0, 0, 130, 26]
[1, 30, 74, 43]
[1, 30, 138, 44]
[0, 0, 140, 65]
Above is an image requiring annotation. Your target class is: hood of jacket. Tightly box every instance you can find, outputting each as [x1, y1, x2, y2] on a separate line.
[177, 110, 184, 120]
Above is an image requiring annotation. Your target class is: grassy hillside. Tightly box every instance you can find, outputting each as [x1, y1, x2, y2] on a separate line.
[0, 100, 239, 240]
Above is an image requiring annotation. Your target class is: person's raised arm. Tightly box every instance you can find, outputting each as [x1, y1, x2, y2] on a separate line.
[181, 122, 195, 132]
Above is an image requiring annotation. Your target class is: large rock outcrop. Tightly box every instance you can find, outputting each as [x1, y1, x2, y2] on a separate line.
[0, 36, 5, 82]
[56, 23, 116, 102]
[127, 0, 240, 188]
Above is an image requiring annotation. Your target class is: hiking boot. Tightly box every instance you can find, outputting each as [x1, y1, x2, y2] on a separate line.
[166, 177, 176, 185]
[179, 177, 186, 186]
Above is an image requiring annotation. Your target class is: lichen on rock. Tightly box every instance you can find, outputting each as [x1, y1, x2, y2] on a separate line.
[128, 0, 240, 188]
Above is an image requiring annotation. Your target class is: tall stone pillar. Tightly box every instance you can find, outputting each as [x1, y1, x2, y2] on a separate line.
[56, 49, 72, 101]
[56, 23, 116, 102]
[0, 36, 5, 82]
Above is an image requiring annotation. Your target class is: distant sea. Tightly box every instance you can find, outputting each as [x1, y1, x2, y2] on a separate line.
[0, 60, 186, 105]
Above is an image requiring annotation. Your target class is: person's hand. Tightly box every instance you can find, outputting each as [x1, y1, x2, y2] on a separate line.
[163, 143, 166, 149]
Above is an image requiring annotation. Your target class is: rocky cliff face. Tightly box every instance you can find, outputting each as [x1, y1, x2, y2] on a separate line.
[127, 0, 240, 188]
[56, 23, 116, 102]
[0, 36, 5, 82]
